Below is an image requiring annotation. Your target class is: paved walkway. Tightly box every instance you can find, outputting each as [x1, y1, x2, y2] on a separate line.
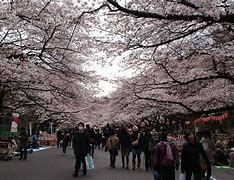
[0, 147, 233, 180]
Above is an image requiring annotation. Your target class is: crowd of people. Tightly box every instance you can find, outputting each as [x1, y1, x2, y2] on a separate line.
[1, 121, 233, 180]
[56, 122, 234, 180]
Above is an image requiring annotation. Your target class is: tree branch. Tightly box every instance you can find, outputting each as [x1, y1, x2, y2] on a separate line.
[107, 0, 234, 23]
[134, 94, 196, 113]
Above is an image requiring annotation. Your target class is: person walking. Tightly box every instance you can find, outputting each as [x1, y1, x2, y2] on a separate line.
[142, 127, 153, 171]
[181, 131, 211, 180]
[200, 130, 215, 165]
[119, 126, 132, 169]
[105, 129, 119, 168]
[18, 127, 29, 160]
[72, 122, 91, 177]
[95, 128, 102, 149]
[56, 129, 62, 148]
[62, 131, 70, 154]
[131, 125, 143, 170]
[86, 124, 96, 157]
[149, 131, 161, 180]
[153, 133, 179, 180]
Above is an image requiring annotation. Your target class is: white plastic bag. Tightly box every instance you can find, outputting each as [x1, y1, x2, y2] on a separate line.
[85, 154, 94, 169]
[179, 173, 185, 180]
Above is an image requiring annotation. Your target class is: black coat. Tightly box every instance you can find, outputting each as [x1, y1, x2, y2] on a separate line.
[131, 131, 144, 149]
[63, 134, 70, 146]
[72, 130, 90, 156]
[181, 141, 210, 172]
[119, 132, 132, 150]
[19, 129, 29, 148]
[142, 133, 152, 152]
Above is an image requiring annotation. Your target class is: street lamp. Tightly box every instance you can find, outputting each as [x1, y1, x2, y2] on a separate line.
[29, 120, 32, 136]
[49, 122, 53, 134]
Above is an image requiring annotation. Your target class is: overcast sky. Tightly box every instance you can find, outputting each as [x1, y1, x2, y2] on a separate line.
[89, 54, 134, 96]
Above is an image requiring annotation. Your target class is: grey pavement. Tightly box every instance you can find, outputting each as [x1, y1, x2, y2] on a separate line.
[0, 147, 233, 180]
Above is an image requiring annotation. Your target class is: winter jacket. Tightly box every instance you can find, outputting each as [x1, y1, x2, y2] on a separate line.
[131, 131, 143, 149]
[63, 134, 70, 146]
[106, 135, 119, 151]
[142, 133, 152, 152]
[149, 139, 160, 166]
[19, 129, 29, 148]
[72, 130, 90, 156]
[119, 132, 132, 150]
[154, 141, 179, 168]
[181, 142, 210, 172]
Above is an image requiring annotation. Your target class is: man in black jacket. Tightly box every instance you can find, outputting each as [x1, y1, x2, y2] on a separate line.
[18, 127, 29, 160]
[72, 122, 90, 177]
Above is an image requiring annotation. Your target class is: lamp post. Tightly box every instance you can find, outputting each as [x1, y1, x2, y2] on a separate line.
[49, 122, 53, 134]
[29, 120, 32, 136]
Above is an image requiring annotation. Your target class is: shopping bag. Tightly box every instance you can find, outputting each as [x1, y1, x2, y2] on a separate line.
[179, 172, 185, 180]
[85, 154, 94, 169]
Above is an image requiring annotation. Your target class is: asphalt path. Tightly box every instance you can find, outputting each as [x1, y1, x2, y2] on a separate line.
[0, 147, 233, 180]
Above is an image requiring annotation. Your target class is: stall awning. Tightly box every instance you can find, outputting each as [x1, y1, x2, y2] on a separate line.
[194, 112, 229, 123]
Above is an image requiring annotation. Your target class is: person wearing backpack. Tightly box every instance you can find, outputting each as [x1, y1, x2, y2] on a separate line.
[153, 133, 179, 180]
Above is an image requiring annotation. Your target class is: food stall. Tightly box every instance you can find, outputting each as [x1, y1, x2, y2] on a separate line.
[38, 132, 57, 146]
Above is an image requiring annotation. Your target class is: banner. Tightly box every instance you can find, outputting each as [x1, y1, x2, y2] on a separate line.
[11, 113, 20, 132]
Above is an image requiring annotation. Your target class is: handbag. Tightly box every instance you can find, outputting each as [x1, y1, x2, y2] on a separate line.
[85, 154, 94, 169]
[199, 155, 207, 173]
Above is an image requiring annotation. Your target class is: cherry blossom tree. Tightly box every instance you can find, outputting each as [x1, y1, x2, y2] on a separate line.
[1, 0, 234, 127]
[96, 0, 234, 124]
[0, 0, 105, 125]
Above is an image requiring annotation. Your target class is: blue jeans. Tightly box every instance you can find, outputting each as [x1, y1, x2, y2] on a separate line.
[132, 148, 141, 168]
[153, 170, 160, 180]
[132, 148, 141, 155]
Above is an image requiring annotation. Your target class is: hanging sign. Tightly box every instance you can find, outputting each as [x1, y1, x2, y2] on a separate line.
[11, 113, 20, 132]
